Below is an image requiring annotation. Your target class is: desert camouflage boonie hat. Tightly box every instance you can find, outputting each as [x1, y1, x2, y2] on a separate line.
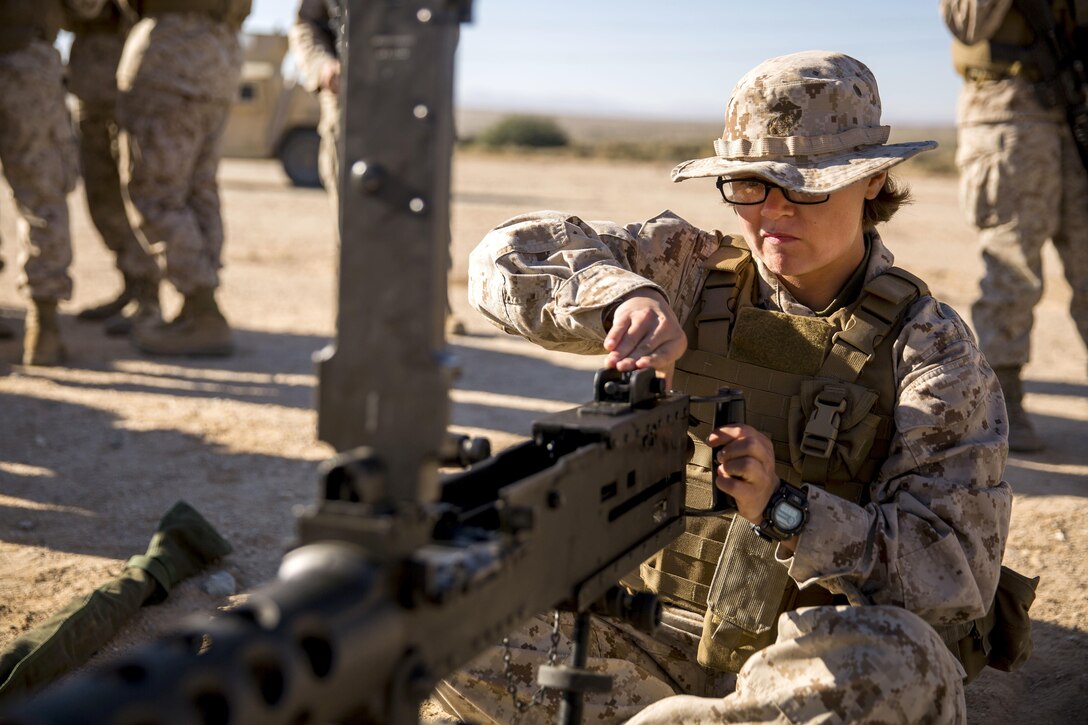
[671, 50, 937, 193]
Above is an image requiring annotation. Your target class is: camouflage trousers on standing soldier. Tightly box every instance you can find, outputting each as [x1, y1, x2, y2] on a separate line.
[957, 120, 1088, 371]
[116, 88, 234, 356]
[437, 604, 966, 723]
[68, 17, 160, 332]
[0, 39, 76, 365]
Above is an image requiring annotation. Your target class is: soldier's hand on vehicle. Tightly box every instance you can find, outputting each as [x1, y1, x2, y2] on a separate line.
[320, 59, 341, 95]
[604, 289, 687, 387]
[709, 425, 779, 526]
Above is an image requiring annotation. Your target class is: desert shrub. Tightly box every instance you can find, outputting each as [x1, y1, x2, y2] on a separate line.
[477, 115, 569, 149]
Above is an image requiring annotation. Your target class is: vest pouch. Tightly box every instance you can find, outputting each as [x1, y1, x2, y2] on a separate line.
[697, 516, 793, 672]
[945, 564, 1039, 682]
[788, 379, 880, 481]
[986, 564, 1039, 671]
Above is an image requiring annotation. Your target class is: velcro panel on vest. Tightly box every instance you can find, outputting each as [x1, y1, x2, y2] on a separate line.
[706, 519, 791, 632]
[728, 307, 833, 375]
[821, 267, 925, 383]
[697, 518, 794, 672]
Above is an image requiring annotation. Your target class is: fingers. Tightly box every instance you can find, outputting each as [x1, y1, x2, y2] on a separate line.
[603, 291, 686, 374]
[709, 425, 778, 523]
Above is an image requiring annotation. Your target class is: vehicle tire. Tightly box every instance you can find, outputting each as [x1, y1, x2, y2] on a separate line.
[277, 127, 322, 188]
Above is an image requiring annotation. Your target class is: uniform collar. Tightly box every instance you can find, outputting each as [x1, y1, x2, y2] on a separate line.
[752, 230, 896, 316]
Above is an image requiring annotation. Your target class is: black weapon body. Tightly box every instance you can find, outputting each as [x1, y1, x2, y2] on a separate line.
[0, 0, 747, 721]
[0, 370, 693, 724]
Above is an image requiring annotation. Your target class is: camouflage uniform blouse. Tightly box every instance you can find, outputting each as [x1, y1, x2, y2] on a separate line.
[468, 210, 1012, 626]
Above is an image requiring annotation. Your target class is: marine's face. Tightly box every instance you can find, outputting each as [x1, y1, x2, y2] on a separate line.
[732, 172, 886, 307]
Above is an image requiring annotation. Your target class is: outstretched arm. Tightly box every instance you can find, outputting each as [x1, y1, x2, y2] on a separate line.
[468, 210, 720, 355]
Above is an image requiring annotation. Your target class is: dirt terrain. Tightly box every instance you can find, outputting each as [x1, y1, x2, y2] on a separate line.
[1, 152, 1086, 722]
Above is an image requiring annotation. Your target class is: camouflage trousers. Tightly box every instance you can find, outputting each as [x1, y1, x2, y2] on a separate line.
[957, 120, 1088, 368]
[73, 99, 159, 283]
[318, 89, 341, 213]
[437, 604, 966, 724]
[0, 41, 76, 301]
[117, 88, 230, 296]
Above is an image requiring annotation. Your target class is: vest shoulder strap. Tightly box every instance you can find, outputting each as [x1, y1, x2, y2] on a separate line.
[703, 235, 751, 273]
[692, 237, 752, 356]
[819, 266, 929, 383]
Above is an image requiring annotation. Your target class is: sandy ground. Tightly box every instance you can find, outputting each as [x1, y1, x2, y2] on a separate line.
[1, 153, 1086, 722]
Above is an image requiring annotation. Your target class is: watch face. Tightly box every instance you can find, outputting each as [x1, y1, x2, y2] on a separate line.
[772, 502, 804, 532]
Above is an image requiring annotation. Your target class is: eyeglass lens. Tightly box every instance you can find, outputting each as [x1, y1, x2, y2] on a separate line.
[717, 178, 829, 205]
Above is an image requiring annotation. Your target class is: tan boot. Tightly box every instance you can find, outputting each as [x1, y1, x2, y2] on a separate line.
[993, 366, 1044, 453]
[76, 275, 134, 321]
[103, 277, 162, 336]
[132, 287, 233, 357]
[23, 300, 66, 366]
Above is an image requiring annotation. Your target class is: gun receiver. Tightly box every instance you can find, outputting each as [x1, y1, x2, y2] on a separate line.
[1, 369, 692, 724]
[0, 1, 741, 722]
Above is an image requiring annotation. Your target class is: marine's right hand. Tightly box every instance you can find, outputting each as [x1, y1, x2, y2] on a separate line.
[320, 59, 341, 95]
[604, 289, 687, 387]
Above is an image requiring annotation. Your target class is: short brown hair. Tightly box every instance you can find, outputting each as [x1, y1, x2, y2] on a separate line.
[863, 173, 912, 229]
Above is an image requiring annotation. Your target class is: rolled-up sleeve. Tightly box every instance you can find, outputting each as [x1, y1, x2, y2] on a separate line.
[784, 298, 1011, 625]
[468, 210, 721, 354]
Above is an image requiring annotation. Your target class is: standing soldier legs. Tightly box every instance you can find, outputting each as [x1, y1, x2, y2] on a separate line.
[117, 90, 233, 357]
[73, 100, 161, 334]
[0, 40, 75, 366]
[959, 122, 1062, 452]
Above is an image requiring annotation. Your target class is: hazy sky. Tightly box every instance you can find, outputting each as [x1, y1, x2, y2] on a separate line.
[246, 0, 962, 126]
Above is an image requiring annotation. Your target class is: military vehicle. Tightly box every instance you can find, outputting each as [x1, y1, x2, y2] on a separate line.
[221, 32, 324, 188]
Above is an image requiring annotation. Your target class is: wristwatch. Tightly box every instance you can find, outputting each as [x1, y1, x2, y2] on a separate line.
[752, 480, 808, 542]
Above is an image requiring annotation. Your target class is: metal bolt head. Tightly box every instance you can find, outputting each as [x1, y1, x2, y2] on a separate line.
[350, 160, 386, 194]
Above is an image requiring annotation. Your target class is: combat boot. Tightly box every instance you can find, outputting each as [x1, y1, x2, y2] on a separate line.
[132, 287, 233, 357]
[76, 275, 135, 321]
[993, 366, 1044, 453]
[23, 300, 66, 367]
[103, 277, 162, 336]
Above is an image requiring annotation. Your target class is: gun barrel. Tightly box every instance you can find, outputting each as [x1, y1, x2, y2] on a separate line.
[2, 543, 404, 724]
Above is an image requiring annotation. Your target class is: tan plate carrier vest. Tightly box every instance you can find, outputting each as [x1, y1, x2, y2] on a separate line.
[625, 238, 980, 673]
[0, 0, 64, 55]
[952, 0, 1086, 81]
[123, 0, 252, 29]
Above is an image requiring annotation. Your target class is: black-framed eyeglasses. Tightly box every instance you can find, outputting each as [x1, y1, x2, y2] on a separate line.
[716, 177, 831, 205]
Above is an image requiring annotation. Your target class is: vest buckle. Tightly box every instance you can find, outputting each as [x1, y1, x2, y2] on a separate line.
[800, 386, 848, 459]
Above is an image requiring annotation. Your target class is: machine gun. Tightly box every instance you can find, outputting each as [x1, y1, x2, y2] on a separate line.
[1014, 0, 1088, 170]
[0, 2, 740, 723]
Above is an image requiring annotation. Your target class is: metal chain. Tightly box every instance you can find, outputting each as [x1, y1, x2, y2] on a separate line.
[502, 610, 563, 719]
